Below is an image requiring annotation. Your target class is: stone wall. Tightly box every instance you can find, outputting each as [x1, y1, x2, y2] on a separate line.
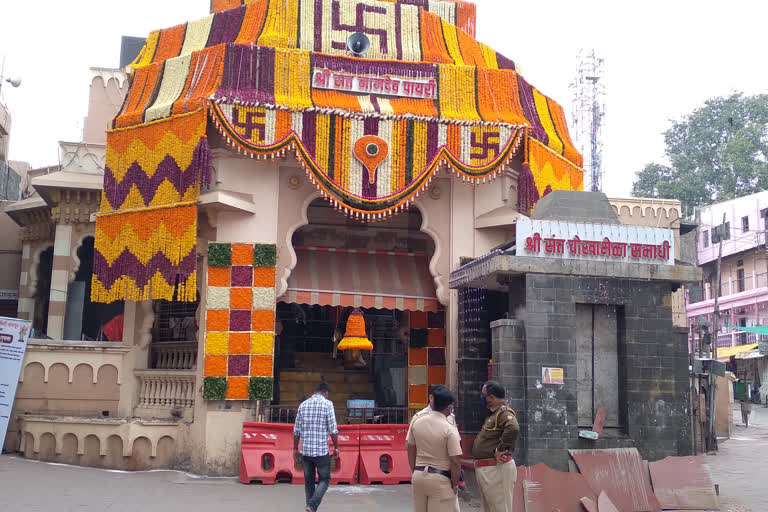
[491, 273, 692, 470]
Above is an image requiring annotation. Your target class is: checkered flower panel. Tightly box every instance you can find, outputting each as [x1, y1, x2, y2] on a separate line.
[408, 310, 446, 410]
[203, 242, 277, 401]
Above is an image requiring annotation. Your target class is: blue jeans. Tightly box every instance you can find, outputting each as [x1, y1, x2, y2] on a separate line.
[302, 454, 331, 511]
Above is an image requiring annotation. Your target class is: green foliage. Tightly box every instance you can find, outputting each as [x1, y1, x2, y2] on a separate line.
[632, 93, 768, 209]
[208, 243, 232, 267]
[249, 377, 274, 400]
[203, 377, 228, 400]
[410, 329, 428, 348]
[253, 244, 277, 267]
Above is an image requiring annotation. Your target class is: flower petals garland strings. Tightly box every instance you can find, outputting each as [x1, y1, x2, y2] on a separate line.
[92, 109, 211, 304]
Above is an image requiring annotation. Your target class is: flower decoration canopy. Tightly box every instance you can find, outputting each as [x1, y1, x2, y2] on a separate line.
[113, 0, 585, 221]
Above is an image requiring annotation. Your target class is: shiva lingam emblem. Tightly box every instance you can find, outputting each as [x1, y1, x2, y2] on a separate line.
[353, 135, 389, 184]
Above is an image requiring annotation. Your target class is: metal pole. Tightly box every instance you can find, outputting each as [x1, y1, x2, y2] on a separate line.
[709, 213, 726, 451]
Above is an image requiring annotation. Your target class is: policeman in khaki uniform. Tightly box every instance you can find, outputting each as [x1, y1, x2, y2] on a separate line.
[407, 385, 460, 512]
[407, 387, 463, 512]
[472, 380, 519, 512]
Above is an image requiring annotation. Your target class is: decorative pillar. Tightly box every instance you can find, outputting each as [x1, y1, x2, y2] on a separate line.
[47, 224, 73, 339]
[17, 242, 34, 321]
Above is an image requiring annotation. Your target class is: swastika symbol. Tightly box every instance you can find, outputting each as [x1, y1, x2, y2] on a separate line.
[331, 0, 390, 53]
[470, 131, 500, 160]
[232, 107, 266, 142]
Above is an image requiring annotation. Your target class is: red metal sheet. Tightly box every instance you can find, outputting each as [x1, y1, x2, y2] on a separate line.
[569, 448, 662, 512]
[580, 497, 598, 512]
[648, 456, 719, 510]
[592, 405, 607, 435]
[598, 491, 620, 512]
[518, 463, 597, 512]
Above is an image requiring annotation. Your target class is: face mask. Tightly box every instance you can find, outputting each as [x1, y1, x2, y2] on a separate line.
[480, 395, 488, 409]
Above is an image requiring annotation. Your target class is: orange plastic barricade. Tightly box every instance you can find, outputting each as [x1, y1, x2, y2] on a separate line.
[358, 424, 412, 485]
[240, 422, 304, 485]
[330, 425, 360, 485]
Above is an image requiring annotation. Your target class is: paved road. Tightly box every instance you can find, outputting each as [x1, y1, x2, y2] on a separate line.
[707, 403, 768, 512]
[2, 404, 764, 511]
[0, 456, 413, 512]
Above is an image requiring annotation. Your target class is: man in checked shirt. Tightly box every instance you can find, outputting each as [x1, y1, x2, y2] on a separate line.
[293, 381, 339, 512]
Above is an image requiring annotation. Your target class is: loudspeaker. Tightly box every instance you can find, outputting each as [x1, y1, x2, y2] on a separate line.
[347, 32, 370, 57]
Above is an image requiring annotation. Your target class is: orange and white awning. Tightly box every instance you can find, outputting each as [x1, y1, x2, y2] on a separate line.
[280, 247, 438, 312]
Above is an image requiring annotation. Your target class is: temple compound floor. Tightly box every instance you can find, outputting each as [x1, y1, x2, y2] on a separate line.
[1, 407, 764, 512]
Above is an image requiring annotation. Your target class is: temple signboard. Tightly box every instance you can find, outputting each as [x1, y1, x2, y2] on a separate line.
[312, 68, 437, 100]
[516, 219, 675, 265]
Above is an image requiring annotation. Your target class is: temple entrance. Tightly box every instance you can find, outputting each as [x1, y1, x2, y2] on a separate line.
[272, 199, 438, 424]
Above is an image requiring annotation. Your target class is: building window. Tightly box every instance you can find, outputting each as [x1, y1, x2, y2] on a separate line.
[703, 230, 709, 248]
[737, 268, 745, 293]
[711, 229, 719, 245]
[742, 216, 750, 232]
[737, 259, 744, 267]
[723, 222, 731, 240]
[151, 295, 199, 343]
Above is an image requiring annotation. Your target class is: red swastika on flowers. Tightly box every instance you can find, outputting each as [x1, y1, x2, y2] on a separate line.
[232, 107, 266, 142]
[470, 131, 500, 160]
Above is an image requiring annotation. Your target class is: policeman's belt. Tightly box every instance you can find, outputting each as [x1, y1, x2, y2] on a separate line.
[474, 458, 511, 467]
[414, 465, 451, 479]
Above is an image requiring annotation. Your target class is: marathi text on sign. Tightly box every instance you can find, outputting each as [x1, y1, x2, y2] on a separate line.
[524, 233, 671, 262]
[312, 68, 437, 100]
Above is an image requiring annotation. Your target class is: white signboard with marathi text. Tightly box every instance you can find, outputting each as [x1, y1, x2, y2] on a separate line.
[0, 316, 32, 448]
[516, 219, 675, 265]
[312, 68, 437, 100]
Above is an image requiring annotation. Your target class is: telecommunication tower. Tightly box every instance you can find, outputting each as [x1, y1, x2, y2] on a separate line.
[570, 50, 605, 192]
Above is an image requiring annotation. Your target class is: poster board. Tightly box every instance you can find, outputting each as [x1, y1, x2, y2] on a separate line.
[0, 316, 32, 449]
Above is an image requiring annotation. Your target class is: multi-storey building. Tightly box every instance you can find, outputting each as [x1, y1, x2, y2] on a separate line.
[686, 191, 768, 354]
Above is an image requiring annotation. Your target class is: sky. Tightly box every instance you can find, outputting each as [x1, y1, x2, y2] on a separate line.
[2, 0, 768, 198]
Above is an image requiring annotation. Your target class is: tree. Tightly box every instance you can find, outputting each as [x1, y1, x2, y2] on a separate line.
[632, 93, 768, 209]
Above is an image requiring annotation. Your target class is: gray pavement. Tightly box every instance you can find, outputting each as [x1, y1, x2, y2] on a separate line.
[0, 456, 412, 512]
[706, 403, 768, 512]
[2, 405, 765, 511]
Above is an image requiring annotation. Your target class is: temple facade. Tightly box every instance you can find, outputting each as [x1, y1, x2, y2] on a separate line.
[5, 0, 698, 476]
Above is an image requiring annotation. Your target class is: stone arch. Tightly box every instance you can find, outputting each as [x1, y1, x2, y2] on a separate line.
[277, 190, 320, 299]
[645, 206, 656, 219]
[59, 433, 79, 465]
[19, 361, 44, 383]
[48, 362, 70, 385]
[72, 363, 95, 385]
[31, 245, 54, 337]
[619, 205, 631, 218]
[22, 432, 35, 458]
[104, 435, 124, 469]
[96, 364, 120, 385]
[128, 436, 153, 471]
[154, 436, 176, 468]
[277, 192, 444, 304]
[632, 206, 643, 218]
[413, 202, 448, 306]
[81, 434, 101, 467]
[38, 433, 56, 462]
[669, 207, 680, 221]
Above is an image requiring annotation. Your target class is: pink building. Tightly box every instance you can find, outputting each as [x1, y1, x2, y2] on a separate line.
[686, 190, 768, 354]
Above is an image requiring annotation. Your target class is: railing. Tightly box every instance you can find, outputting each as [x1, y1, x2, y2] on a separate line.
[263, 406, 422, 424]
[149, 342, 197, 370]
[135, 370, 195, 409]
[704, 272, 768, 300]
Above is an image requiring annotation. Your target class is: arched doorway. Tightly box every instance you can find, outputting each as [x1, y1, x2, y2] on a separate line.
[274, 200, 443, 423]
